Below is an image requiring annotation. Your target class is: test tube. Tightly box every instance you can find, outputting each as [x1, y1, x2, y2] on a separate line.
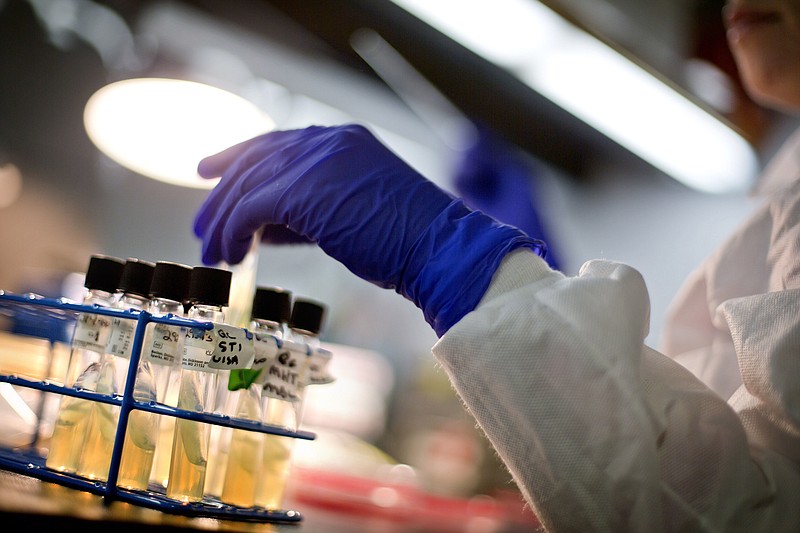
[220, 286, 291, 507]
[166, 266, 231, 503]
[76, 258, 155, 481]
[254, 298, 326, 510]
[118, 261, 191, 491]
[45, 255, 124, 473]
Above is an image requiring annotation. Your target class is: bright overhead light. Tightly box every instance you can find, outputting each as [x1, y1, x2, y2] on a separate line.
[389, 0, 759, 193]
[84, 78, 274, 189]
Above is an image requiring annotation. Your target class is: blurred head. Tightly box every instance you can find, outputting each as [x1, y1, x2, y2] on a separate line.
[724, 1, 800, 112]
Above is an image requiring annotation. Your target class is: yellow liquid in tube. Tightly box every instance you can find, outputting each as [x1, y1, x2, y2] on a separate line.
[144, 330, 184, 489]
[76, 291, 142, 481]
[118, 348, 169, 490]
[167, 417, 209, 502]
[254, 399, 297, 509]
[46, 396, 92, 472]
[76, 402, 119, 480]
[151, 416, 175, 487]
[118, 409, 158, 490]
[44, 261, 122, 470]
[255, 435, 293, 509]
[204, 387, 235, 498]
[46, 354, 106, 473]
[75, 356, 123, 480]
[204, 426, 230, 498]
[220, 388, 263, 507]
[166, 356, 217, 502]
[150, 379, 179, 487]
[203, 233, 261, 499]
[47, 325, 107, 473]
[222, 429, 263, 507]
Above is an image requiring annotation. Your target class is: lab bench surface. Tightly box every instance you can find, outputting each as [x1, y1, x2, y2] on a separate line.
[0, 468, 366, 533]
[0, 469, 542, 533]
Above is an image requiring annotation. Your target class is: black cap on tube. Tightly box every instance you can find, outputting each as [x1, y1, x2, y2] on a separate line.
[84, 255, 125, 292]
[251, 287, 292, 324]
[289, 298, 326, 335]
[118, 258, 156, 298]
[187, 266, 232, 307]
[150, 262, 192, 303]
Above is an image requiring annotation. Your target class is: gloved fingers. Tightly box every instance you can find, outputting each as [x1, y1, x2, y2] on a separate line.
[199, 204, 230, 265]
[194, 168, 245, 240]
[214, 223, 315, 265]
[198, 126, 329, 178]
[194, 154, 254, 241]
[218, 158, 305, 258]
[196, 163, 264, 264]
[195, 130, 333, 264]
[194, 127, 337, 239]
[220, 196, 273, 264]
[260, 224, 313, 245]
[194, 138, 289, 241]
[194, 179, 244, 249]
[197, 132, 275, 179]
[203, 128, 360, 241]
[221, 233, 252, 266]
[215, 147, 340, 264]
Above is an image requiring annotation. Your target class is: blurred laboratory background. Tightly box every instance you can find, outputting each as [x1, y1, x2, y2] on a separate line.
[0, 0, 797, 522]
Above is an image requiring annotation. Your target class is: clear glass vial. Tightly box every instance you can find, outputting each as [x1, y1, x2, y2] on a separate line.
[166, 266, 231, 503]
[76, 258, 155, 481]
[118, 261, 192, 491]
[45, 254, 124, 473]
[255, 297, 326, 510]
[220, 286, 292, 508]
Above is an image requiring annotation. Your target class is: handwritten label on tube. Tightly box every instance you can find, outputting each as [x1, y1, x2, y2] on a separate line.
[208, 324, 255, 370]
[261, 340, 309, 403]
[308, 347, 334, 385]
[252, 332, 280, 379]
[72, 313, 113, 353]
[182, 326, 215, 372]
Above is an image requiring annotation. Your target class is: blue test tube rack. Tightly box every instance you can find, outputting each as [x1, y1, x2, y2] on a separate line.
[0, 291, 314, 524]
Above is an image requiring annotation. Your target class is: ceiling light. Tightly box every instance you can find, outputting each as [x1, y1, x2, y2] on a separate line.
[84, 78, 274, 189]
[389, 0, 759, 193]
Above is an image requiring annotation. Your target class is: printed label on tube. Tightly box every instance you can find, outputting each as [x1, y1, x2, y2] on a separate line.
[107, 317, 136, 359]
[182, 326, 215, 372]
[146, 323, 182, 366]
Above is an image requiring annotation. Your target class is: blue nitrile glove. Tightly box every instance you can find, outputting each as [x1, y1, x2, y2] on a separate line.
[194, 124, 546, 336]
[453, 123, 560, 270]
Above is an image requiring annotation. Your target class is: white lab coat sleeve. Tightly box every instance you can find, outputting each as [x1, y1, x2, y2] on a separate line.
[724, 289, 800, 463]
[432, 249, 800, 532]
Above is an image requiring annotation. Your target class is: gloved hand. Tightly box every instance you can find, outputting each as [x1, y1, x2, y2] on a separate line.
[453, 123, 560, 270]
[194, 124, 546, 336]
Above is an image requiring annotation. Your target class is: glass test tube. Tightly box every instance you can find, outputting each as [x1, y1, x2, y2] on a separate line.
[77, 258, 155, 481]
[166, 266, 231, 503]
[255, 298, 326, 510]
[220, 286, 292, 508]
[46, 255, 124, 473]
[118, 261, 192, 491]
[204, 235, 261, 498]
